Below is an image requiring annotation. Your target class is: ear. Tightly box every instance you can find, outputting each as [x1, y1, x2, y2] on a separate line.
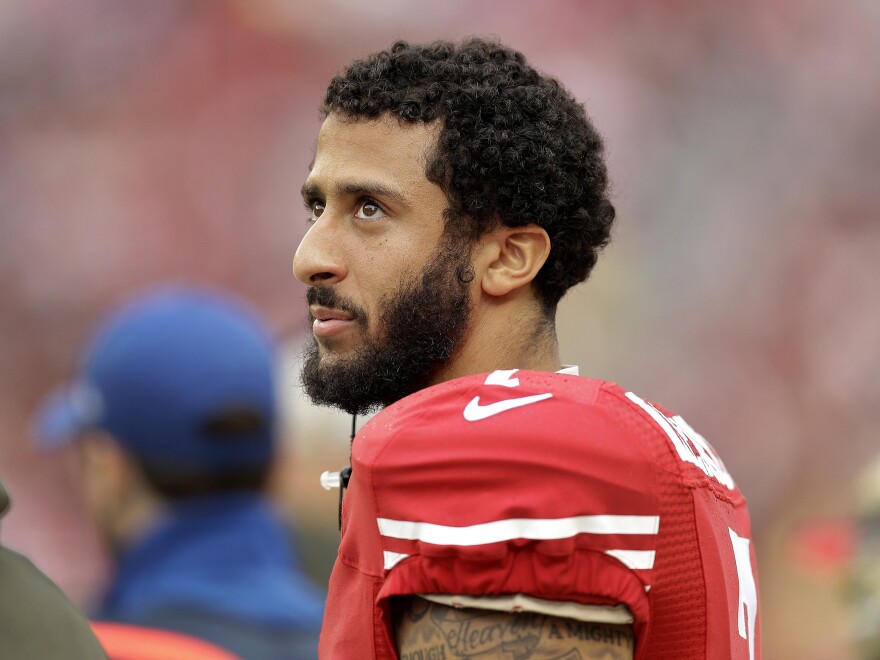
[478, 225, 551, 298]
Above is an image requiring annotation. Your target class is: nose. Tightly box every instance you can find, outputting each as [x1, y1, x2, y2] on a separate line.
[293, 219, 348, 286]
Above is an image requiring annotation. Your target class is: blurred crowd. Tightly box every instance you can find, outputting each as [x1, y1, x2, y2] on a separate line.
[1, 1, 878, 657]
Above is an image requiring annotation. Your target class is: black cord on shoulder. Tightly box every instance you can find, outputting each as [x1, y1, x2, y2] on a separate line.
[337, 413, 357, 531]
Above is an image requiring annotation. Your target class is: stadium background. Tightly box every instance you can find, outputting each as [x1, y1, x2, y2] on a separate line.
[0, 1, 878, 657]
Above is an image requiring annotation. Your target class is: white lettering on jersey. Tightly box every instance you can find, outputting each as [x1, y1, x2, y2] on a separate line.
[463, 370, 553, 421]
[729, 529, 758, 660]
[625, 392, 735, 489]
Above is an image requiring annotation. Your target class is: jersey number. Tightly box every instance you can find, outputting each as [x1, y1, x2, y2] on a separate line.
[729, 528, 757, 660]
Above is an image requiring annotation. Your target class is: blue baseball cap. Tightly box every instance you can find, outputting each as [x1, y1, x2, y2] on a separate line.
[36, 286, 277, 472]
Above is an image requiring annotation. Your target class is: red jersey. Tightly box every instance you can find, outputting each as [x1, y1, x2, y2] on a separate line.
[319, 370, 760, 659]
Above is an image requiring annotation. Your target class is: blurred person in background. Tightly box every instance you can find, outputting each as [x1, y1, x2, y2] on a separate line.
[850, 454, 880, 659]
[296, 39, 760, 659]
[35, 286, 325, 660]
[0, 479, 107, 659]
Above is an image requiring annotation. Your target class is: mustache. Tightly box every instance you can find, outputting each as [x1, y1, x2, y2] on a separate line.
[306, 286, 366, 323]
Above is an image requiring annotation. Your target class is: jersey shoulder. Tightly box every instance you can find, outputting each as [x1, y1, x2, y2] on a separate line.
[357, 370, 742, 503]
[362, 369, 641, 433]
[356, 370, 626, 461]
[354, 370, 665, 495]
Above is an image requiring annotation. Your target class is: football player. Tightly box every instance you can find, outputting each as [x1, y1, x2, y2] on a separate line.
[294, 39, 760, 659]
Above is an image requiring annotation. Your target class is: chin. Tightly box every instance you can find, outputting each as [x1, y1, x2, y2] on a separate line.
[315, 336, 361, 358]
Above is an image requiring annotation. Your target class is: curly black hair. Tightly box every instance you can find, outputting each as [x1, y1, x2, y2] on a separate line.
[322, 38, 615, 312]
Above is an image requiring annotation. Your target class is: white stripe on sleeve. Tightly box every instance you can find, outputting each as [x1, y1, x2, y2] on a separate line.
[377, 515, 659, 547]
[604, 549, 656, 570]
[383, 551, 410, 570]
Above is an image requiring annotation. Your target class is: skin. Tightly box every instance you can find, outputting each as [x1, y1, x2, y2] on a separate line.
[293, 113, 633, 658]
[293, 113, 561, 385]
[72, 433, 160, 548]
[395, 597, 634, 660]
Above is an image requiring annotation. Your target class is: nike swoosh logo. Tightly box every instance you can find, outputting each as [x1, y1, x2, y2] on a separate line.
[463, 393, 553, 421]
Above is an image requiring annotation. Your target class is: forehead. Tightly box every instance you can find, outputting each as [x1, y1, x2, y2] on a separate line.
[307, 113, 440, 193]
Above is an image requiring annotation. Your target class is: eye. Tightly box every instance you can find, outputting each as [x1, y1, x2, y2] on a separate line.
[354, 198, 386, 220]
[306, 200, 325, 222]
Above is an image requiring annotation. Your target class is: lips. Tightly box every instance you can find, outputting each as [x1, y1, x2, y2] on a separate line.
[310, 305, 355, 338]
[310, 306, 352, 322]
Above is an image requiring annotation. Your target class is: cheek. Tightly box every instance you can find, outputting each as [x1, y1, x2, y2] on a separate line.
[352, 228, 443, 319]
[356, 248, 401, 299]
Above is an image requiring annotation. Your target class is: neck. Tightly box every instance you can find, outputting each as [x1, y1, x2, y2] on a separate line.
[433, 289, 560, 384]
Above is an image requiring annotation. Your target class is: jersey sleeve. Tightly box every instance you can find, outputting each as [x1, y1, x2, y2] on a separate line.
[350, 371, 660, 641]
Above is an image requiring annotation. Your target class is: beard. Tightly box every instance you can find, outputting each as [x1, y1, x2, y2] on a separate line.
[300, 237, 474, 415]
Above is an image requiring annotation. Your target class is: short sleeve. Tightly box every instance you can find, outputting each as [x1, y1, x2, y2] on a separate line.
[353, 371, 660, 638]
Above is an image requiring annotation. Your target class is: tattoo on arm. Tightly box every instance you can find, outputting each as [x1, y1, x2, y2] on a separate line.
[394, 597, 634, 660]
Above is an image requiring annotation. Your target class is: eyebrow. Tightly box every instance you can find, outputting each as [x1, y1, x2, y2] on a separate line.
[301, 180, 409, 206]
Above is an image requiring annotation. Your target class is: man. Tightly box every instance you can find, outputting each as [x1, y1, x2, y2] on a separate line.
[0, 480, 107, 659]
[36, 286, 325, 660]
[294, 39, 760, 659]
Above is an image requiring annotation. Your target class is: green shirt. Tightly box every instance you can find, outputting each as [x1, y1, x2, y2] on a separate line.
[0, 480, 106, 659]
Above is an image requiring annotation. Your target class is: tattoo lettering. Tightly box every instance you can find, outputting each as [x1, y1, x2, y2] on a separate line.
[565, 621, 632, 649]
[429, 607, 545, 659]
[397, 600, 634, 660]
[401, 646, 448, 660]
